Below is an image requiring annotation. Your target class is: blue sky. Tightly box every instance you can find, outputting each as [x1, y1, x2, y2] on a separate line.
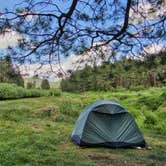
[0, 0, 20, 57]
[0, 0, 19, 10]
[0, 0, 165, 62]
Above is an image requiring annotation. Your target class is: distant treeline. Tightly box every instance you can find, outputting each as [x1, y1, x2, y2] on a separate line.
[61, 51, 166, 92]
[0, 55, 51, 89]
[0, 55, 24, 87]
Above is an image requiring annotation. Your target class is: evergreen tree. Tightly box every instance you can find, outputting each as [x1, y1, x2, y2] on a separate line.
[41, 79, 50, 89]
[27, 82, 36, 89]
[0, 55, 24, 87]
[60, 51, 166, 92]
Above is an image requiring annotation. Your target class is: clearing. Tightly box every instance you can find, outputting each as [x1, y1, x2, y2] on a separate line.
[0, 87, 165, 166]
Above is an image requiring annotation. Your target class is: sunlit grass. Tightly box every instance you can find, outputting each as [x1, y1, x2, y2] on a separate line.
[0, 87, 165, 165]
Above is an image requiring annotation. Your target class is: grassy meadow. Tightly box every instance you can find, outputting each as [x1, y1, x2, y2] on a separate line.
[0, 87, 166, 166]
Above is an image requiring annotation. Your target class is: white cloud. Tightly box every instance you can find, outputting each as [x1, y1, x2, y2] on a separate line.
[0, 30, 22, 49]
[17, 43, 166, 81]
[130, 1, 166, 25]
[142, 44, 166, 55]
[17, 44, 111, 82]
[124, 43, 165, 61]
[59, 44, 111, 72]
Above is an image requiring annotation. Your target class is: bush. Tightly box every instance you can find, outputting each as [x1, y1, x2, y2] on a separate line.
[49, 89, 61, 96]
[0, 83, 22, 99]
[116, 94, 129, 100]
[160, 91, 166, 101]
[138, 96, 162, 111]
[144, 112, 158, 128]
[41, 79, 50, 89]
[154, 120, 166, 135]
[156, 106, 166, 119]
[27, 82, 34, 89]
[114, 87, 126, 92]
[0, 83, 58, 100]
[129, 109, 141, 119]
[29, 89, 45, 97]
[129, 86, 145, 91]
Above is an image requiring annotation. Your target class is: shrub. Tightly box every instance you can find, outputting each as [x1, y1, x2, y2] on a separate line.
[160, 91, 166, 101]
[49, 89, 61, 96]
[0, 83, 21, 99]
[0, 83, 56, 100]
[148, 152, 166, 162]
[129, 86, 145, 91]
[138, 96, 162, 111]
[29, 89, 44, 97]
[156, 106, 166, 119]
[116, 94, 129, 100]
[154, 120, 166, 135]
[114, 87, 126, 92]
[27, 82, 35, 89]
[129, 109, 141, 119]
[144, 112, 158, 128]
[41, 79, 50, 89]
[16, 87, 26, 98]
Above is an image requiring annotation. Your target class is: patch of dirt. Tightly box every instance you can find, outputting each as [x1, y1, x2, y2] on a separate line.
[31, 124, 43, 131]
[57, 143, 72, 150]
[41, 108, 58, 116]
[88, 154, 146, 166]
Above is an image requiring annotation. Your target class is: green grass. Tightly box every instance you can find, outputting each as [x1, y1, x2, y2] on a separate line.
[0, 87, 165, 166]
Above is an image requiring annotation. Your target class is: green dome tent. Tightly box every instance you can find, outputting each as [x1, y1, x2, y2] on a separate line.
[71, 100, 146, 148]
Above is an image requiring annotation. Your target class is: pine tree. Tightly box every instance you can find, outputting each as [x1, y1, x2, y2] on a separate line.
[0, 55, 24, 87]
[41, 79, 50, 89]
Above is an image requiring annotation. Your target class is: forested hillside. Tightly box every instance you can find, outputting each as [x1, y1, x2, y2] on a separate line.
[61, 51, 166, 92]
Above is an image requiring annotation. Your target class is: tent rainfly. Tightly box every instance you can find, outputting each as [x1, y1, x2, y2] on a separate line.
[71, 100, 146, 148]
